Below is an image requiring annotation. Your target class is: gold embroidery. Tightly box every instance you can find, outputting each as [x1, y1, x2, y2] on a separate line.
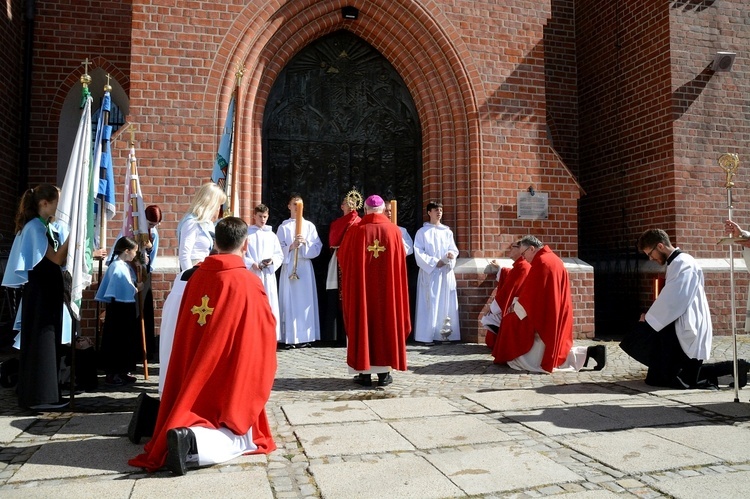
[367, 239, 386, 258]
[191, 295, 214, 326]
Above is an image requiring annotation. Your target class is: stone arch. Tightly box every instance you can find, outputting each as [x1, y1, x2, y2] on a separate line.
[206, 0, 486, 254]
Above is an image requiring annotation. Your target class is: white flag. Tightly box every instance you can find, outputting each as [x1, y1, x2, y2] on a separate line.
[55, 91, 95, 320]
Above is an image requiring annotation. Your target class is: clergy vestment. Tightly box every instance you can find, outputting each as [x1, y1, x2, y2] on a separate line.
[399, 226, 414, 256]
[129, 254, 277, 472]
[338, 213, 410, 373]
[620, 249, 712, 387]
[157, 267, 198, 397]
[492, 245, 575, 373]
[244, 225, 283, 340]
[2, 218, 64, 408]
[413, 222, 460, 342]
[323, 210, 361, 343]
[277, 218, 323, 344]
[483, 257, 531, 349]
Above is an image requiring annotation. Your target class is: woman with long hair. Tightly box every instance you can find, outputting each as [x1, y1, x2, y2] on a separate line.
[2, 184, 69, 409]
[176, 183, 226, 271]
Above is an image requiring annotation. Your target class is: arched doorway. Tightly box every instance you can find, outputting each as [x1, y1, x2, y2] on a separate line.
[262, 30, 421, 342]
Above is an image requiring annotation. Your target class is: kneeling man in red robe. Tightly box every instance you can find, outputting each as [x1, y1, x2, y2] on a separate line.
[491, 235, 605, 373]
[129, 217, 278, 475]
[338, 195, 411, 387]
[482, 239, 531, 349]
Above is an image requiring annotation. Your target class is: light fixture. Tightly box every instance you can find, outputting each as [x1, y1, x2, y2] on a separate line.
[342, 6, 358, 20]
[712, 51, 736, 72]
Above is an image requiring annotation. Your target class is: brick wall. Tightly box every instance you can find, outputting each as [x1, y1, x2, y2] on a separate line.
[0, 0, 24, 247]
[577, 0, 674, 250]
[670, 0, 750, 256]
[16, 0, 595, 341]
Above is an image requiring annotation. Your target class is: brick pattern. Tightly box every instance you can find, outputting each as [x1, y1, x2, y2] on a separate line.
[0, 0, 25, 247]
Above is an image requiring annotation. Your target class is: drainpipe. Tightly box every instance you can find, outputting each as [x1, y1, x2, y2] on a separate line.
[19, 0, 35, 194]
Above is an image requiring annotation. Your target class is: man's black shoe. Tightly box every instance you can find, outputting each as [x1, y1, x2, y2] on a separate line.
[166, 427, 197, 476]
[128, 393, 160, 444]
[584, 345, 606, 371]
[377, 373, 393, 386]
[353, 374, 372, 387]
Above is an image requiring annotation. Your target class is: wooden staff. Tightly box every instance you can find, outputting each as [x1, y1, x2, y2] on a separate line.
[290, 200, 303, 280]
[390, 200, 397, 225]
[129, 129, 149, 379]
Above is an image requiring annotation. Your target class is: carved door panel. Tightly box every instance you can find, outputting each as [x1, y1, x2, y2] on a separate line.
[263, 30, 421, 340]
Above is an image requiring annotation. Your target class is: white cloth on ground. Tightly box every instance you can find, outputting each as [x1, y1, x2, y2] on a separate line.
[189, 425, 257, 466]
[507, 334, 588, 373]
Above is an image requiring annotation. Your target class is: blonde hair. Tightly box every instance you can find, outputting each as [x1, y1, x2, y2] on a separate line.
[187, 183, 227, 223]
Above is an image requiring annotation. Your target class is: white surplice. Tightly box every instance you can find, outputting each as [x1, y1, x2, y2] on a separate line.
[158, 271, 188, 397]
[276, 218, 323, 344]
[413, 222, 460, 342]
[645, 249, 712, 361]
[244, 225, 283, 340]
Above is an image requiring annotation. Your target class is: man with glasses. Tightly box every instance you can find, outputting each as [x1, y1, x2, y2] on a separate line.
[620, 229, 712, 388]
[491, 235, 606, 372]
[482, 239, 531, 349]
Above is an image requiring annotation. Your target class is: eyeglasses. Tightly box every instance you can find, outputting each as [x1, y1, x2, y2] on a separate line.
[520, 246, 532, 257]
[646, 246, 658, 259]
[510, 244, 521, 249]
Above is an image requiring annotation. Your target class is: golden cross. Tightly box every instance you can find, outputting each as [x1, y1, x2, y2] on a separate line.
[81, 57, 91, 75]
[367, 239, 386, 258]
[191, 295, 214, 326]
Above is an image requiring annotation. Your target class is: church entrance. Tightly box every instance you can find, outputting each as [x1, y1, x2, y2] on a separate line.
[262, 30, 422, 343]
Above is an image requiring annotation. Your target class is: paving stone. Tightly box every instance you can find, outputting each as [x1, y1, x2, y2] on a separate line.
[390, 414, 512, 449]
[310, 454, 462, 499]
[294, 420, 414, 458]
[281, 400, 378, 425]
[132, 468, 273, 498]
[651, 469, 750, 498]
[464, 389, 567, 412]
[505, 406, 628, 435]
[424, 446, 582, 495]
[564, 429, 719, 474]
[363, 396, 463, 419]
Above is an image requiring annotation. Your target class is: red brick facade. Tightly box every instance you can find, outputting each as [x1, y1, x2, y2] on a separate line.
[2, 0, 748, 343]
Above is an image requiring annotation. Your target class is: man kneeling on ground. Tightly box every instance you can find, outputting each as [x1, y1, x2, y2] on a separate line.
[128, 217, 277, 475]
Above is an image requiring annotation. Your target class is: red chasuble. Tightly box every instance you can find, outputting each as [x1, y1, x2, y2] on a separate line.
[492, 246, 573, 372]
[329, 210, 361, 247]
[485, 258, 531, 348]
[338, 212, 410, 371]
[129, 254, 277, 472]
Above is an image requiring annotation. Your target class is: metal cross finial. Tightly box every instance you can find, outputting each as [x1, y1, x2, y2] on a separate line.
[190, 295, 215, 326]
[104, 73, 112, 92]
[80, 57, 92, 88]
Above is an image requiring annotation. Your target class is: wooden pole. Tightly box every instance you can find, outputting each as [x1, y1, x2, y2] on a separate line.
[129, 129, 149, 380]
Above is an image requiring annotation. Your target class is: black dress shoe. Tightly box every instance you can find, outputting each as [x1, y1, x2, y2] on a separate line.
[377, 373, 393, 386]
[166, 427, 197, 476]
[585, 345, 607, 371]
[353, 374, 372, 387]
[128, 393, 160, 444]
